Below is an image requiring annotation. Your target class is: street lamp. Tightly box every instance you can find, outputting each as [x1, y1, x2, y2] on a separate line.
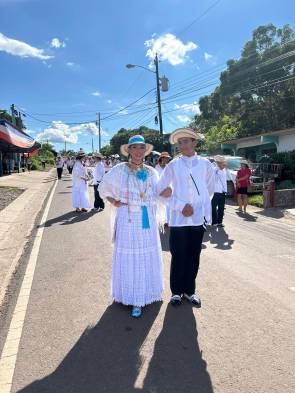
[126, 54, 167, 136]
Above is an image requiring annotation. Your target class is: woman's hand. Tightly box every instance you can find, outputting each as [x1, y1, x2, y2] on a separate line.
[160, 187, 172, 198]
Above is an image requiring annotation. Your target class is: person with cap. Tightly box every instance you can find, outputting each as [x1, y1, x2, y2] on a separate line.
[72, 149, 91, 212]
[211, 155, 232, 227]
[92, 153, 105, 211]
[98, 135, 164, 318]
[155, 151, 172, 176]
[236, 160, 252, 213]
[157, 128, 215, 308]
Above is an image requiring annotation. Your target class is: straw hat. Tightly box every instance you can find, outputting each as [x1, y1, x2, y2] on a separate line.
[169, 128, 204, 145]
[159, 151, 172, 159]
[93, 152, 104, 159]
[76, 148, 86, 159]
[214, 155, 226, 163]
[120, 135, 153, 157]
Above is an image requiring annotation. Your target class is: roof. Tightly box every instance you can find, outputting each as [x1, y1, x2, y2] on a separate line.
[223, 127, 295, 144]
[0, 120, 41, 153]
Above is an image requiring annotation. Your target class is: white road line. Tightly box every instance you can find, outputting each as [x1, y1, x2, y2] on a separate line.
[0, 180, 58, 393]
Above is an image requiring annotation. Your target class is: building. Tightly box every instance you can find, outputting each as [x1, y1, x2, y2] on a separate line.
[0, 120, 40, 176]
[221, 127, 295, 161]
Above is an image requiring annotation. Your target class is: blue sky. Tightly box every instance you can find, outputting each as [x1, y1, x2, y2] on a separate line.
[0, 0, 293, 152]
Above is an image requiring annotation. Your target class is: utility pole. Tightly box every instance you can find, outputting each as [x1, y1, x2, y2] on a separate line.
[154, 54, 163, 136]
[64, 141, 67, 154]
[96, 112, 101, 152]
[10, 104, 16, 126]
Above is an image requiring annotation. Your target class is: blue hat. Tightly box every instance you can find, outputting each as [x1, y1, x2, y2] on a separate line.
[120, 135, 153, 157]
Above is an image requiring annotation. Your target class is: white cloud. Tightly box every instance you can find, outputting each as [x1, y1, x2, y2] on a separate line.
[66, 62, 75, 67]
[92, 91, 101, 97]
[177, 115, 191, 123]
[50, 38, 66, 49]
[36, 121, 108, 144]
[145, 33, 197, 66]
[204, 52, 217, 64]
[0, 32, 53, 60]
[107, 99, 112, 104]
[175, 102, 200, 115]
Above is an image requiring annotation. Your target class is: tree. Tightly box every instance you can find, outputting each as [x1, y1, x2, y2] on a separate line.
[191, 23, 295, 143]
[109, 126, 171, 155]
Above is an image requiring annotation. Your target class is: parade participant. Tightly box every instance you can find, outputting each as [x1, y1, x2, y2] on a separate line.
[55, 156, 64, 179]
[155, 152, 172, 226]
[98, 135, 164, 318]
[211, 155, 232, 227]
[155, 151, 172, 176]
[72, 150, 91, 212]
[157, 128, 215, 308]
[67, 157, 74, 174]
[92, 153, 105, 211]
[236, 161, 252, 213]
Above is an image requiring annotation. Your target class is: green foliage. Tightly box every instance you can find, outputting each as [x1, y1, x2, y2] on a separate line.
[100, 145, 114, 156]
[191, 23, 295, 142]
[0, 109, 26, 130]
[203, 115, 240, 153]
[109, 126, 171, 155]
[271, 150, 295, 179]
[33, 143, 55, 167]
[248, 194, 264, 206]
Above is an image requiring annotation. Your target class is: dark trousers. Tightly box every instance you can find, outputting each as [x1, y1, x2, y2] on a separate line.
[211, 192, 226, 224]
[169, 225, 205, 296]
[57, 168, 63, 179]
[68, 167, 73, 174]
[93, 184, 105, 209]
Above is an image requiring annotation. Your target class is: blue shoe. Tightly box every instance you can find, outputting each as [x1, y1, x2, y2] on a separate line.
[131, 307, 142, 318]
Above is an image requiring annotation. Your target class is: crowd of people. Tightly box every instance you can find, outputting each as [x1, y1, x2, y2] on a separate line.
[55, 128, 252, 318]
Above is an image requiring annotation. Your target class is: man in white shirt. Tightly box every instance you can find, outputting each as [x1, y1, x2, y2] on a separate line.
[158, 128, 215, 307]
[211, 155, 229, 227]
[92, 153, 105, 211]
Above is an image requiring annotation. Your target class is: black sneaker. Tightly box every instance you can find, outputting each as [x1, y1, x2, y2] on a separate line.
[170, 295, 182, 306]
[184, 293, 201, 308]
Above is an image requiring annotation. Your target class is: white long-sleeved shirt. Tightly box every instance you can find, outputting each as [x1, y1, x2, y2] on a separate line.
[212, 164, 235, 193]
[93, 162, 105, 185]
[157, 154, 215, 226]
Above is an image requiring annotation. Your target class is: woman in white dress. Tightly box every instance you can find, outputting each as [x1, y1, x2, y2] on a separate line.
[72, 150, 91, 212]
[98, 135, 164, 318]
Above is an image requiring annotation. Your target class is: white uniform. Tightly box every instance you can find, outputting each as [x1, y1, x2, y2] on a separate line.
[98, 163, 163, 307]
[72, 161, 91, 209]
[157, 154, 215, 226]
[93, 161, 105, 185]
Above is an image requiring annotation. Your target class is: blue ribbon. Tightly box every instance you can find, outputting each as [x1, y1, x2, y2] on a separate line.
[141, 205, 150, 229]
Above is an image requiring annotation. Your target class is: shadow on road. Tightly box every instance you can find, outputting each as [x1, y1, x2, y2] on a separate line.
[235, 211, 258, 222]
[17, 303, 213, 393]
[208, 227, 234, 250]
[41, 210, 97, 227]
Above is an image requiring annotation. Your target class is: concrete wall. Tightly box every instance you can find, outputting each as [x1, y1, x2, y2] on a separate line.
[277, 134, 295, 153]
[273, 188, 295, 207]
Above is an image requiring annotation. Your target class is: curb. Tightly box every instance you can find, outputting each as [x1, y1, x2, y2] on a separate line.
[0, 175, 57, 313]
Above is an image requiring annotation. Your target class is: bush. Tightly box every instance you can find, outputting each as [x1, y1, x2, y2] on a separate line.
[271, 150, 295, 180]
[276, 180, 295, 190]
[248, 194, 263, 207]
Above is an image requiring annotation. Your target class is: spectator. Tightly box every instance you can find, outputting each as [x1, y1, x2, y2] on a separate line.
[236, 161, 252, 213]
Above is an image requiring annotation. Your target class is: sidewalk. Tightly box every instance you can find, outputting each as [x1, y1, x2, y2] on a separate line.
[226, 199, 295, 225]
[0, 170, 57, 311]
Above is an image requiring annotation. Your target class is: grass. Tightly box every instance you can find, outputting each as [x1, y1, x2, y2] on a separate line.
[248, 194, 263, 207]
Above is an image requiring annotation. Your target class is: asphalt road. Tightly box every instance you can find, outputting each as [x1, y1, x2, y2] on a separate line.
[1, 173, 295, 393]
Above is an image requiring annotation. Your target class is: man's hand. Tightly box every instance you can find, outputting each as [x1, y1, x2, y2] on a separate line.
[113, 200, 127, 208]
[160, 187, 172, 198]
[182, 203, 194, 217]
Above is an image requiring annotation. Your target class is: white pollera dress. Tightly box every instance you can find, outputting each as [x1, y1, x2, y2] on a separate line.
[98, 163, 164, 307]
[72, 161, 91, 209]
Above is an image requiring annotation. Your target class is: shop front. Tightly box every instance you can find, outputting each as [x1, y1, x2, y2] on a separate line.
[0, 120, 40, 176]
